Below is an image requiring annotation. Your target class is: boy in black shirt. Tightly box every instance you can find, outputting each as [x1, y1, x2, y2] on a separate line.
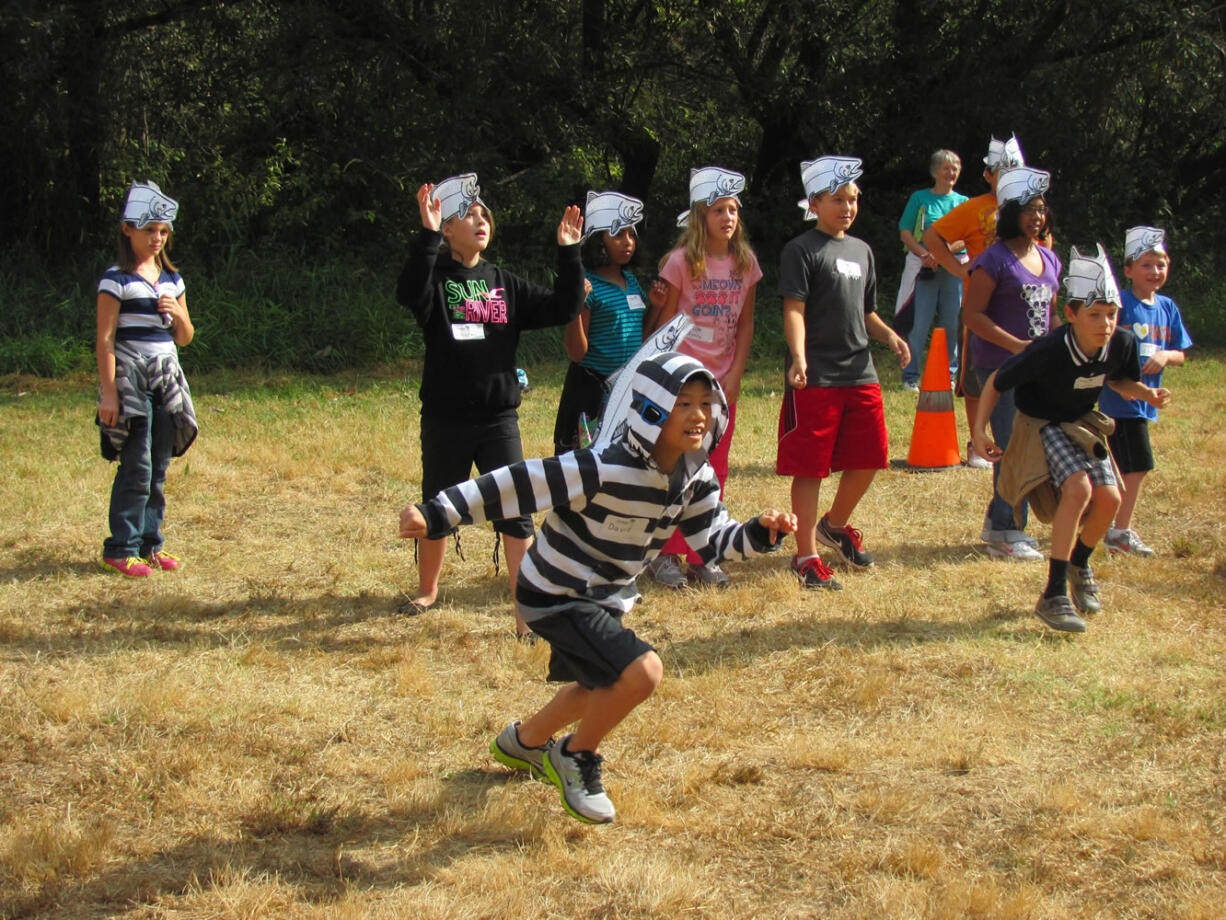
[972, 246, 1170, 633]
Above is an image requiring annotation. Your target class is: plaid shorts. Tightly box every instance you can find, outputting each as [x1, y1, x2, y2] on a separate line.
[1040, 424, 1117, 488]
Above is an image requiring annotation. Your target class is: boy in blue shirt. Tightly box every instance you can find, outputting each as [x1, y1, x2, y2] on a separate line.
[973, 247, 1170, 633]
[1098, 227, 1192, 556]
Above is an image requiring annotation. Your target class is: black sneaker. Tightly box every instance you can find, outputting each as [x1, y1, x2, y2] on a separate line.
[816, 515, 874, 568]
[790, 554, 842, 591]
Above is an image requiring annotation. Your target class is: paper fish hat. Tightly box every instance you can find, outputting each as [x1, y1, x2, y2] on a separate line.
[983, 134, 1025, 171]
[1063, 244, 1122, 306]
[676, 166, 746, 227]
[122, 181, 179, 228]
[582, 190, 644, 242]
[797, 156, 863, 219]
[995, 167, 1050, 207]
[1124, 226, 1166, 263]
[432, 173, 486, 223]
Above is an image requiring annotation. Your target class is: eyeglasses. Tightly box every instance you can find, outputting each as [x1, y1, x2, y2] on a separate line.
[1021, 204, 1048, 216]
[631, 394, 668, 426]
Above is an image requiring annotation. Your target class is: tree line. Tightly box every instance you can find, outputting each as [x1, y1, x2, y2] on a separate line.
[2, 0, 1224, 370]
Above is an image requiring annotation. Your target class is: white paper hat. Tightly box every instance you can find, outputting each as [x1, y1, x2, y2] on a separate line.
[676, 166, 746, 227]
[1063, 244, 1121, 306]
[122, 181, 179, 228]
[582, 190, 644, 242]
[432, 173, 486, 223]
[1124, 226, 1166, 263]
[796, 156, 863, 219]
[995, 167, 1050, 207]
[983, 134, 1025, 171]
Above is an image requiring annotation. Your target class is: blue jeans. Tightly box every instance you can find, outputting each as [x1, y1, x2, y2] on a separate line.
[975, 367, 1027, 533]
[902, 267, 962, 385]
[103, 392, 175, 558]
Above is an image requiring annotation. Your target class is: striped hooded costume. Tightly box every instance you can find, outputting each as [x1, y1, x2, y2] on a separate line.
[415, 352, 784, 624]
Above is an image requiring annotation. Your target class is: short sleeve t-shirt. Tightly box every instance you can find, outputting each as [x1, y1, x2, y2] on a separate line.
[996, 325, 1141, 423]
[778, 230, 878, 387]
[967, 240, 1061, 371]
[929, 193, 999, 264]
[98, 266, 184, 351]
[1098, 290, 1192, 421]
[581, 269, 646, 376]
[660, 247, 762, 382]
[898, 188, 969, 250]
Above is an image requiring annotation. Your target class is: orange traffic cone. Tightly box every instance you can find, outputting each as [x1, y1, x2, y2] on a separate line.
[905, 327, 962, 471]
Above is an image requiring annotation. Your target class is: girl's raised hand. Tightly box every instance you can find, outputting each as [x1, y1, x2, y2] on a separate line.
[417, 183, 442, 232]
[557, 205, 584, 246]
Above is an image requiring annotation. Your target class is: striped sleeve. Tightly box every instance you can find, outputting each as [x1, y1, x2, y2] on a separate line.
[418, 449, 600, 537]
[677, 468, 782, 564]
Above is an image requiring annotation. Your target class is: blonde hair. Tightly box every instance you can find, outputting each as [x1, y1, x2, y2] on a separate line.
[665, 199, 755, 280]
[929, 149, 961, 179]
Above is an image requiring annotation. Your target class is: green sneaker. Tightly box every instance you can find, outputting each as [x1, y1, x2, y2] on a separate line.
[490, 721, 552, 781]
[542, 735, 615, 824]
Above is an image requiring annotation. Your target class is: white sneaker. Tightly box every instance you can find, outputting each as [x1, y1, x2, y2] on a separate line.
[965, 441, 992, 469]
[1105, 528, 1156, 557]
[647, 554, 687, 588]
[543, 736, 615, 824]
[984, 538, 1043, 562]
[688, 561, 730, 587]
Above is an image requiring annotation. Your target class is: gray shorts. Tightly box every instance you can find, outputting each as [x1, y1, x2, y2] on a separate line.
[1040, 424, 1117, 488]
[528, 600, 655, 690]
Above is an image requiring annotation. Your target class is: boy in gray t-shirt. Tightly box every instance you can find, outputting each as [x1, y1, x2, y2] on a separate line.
[776, 157, 910, 590]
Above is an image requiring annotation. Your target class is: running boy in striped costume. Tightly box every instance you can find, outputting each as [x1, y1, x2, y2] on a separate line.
[399, 352, 796, 823]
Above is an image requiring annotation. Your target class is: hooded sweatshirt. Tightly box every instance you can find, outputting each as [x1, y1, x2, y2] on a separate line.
[415, 352, 783, 623]
[396, 228, 585, 417]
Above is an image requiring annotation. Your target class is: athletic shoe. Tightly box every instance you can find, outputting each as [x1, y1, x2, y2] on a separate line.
[688, 561, 730, 588]
[902, 380, 920, 392]
[490, 720, 552, 781]
[144, 550, 180, 571]
[965, 441, 992, 469]
[1034, 594, 1087, 633]
[100, 556, 153, 578]
[543, 736, 615, 824]
[790, 554, 842, 591]
[647, 554, 687, 589]
[983, 538, 1043, 562]
[1105, 528, 1156, 557]
[816, 515, 874, 568]
[1069, 566, 1102, 616]
[1003, 530, 1039, 548]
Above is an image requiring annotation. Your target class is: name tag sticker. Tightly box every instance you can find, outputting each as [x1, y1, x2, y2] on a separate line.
[626, 294, 646, 311]
[450, 323, 486, 341]
[687, 323, 715, 343]
[1139, 342, 1158, 359]
[1074, 374, 1106, 389]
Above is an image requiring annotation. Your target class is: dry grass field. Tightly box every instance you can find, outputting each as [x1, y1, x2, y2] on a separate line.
[1, 350, 1224, 919]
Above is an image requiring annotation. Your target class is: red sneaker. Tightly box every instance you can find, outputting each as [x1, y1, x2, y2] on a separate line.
[100, 556, 154, 578]
[790, 554, 842, 591]
[145, 551, 181, 571]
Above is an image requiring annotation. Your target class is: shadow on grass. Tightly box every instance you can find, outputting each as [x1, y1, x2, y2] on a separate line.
[1, 775, 551, 919]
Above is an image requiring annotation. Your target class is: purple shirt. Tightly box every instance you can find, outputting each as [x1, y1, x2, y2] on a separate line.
[968, 240, 1061, 370]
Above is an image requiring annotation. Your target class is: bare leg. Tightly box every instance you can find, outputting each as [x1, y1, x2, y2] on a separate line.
[518, 682, 589, 748]
[826, 468, 877, 529]
[791, 477, 823, 557]
[1114, 471, 1146, 532]
[569, 651, 663, 752]
[1081, 484, 1122, 548]
[415, 536, 446, 607]
[503, 534, 532, 635]
[1049, 472, 1092, 560]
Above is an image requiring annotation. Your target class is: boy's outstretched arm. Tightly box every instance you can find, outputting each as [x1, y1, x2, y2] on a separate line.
[758, 509, 799, 545]
[1109, 379, 1172, 409]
